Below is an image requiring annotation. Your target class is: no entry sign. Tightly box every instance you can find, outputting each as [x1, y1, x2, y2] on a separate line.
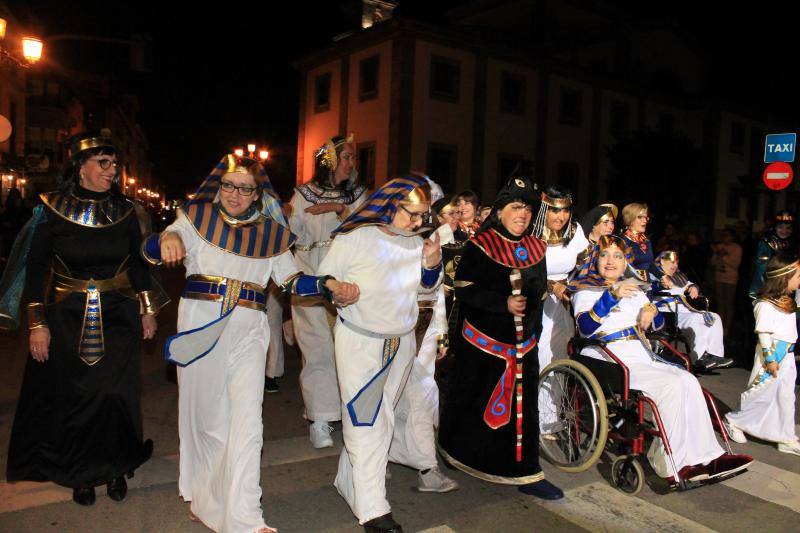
[763, 162, 794, 190]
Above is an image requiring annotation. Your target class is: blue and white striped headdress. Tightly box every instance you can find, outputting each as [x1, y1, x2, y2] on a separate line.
[333, 175, 431, 235]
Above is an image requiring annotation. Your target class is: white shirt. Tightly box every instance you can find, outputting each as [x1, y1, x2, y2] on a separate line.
[318, 225, 424, 335]
[545, 223, 589, 280]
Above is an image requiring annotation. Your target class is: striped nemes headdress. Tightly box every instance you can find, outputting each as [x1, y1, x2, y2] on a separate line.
[179, 154, 295, 258]
[333, 175, 431, 235]
[567, 235, 639, 292]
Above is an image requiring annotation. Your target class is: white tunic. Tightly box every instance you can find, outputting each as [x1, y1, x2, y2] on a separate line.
[654, 284, 724, 361]
[317, 225, 424, 524]
[727, 300, 798, 444]
[288, 189, 366, 422]
[539, 224, 589, 432]
[572, 289, 724, 478]
[168, 211, 299, 533]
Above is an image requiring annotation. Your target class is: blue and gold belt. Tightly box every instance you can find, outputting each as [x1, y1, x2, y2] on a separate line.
[183, 274, 266, 312]
[593, 327, 638, 343]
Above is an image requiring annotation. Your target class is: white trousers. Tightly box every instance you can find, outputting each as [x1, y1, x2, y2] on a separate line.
[334, 322, 415, 524]
[292, 296, 341, 422]
[539, 294, 574, 432]
[177, 300, 270, 533]
[727, 348, 798, 444]
[265, 287, 284, 379]
[584, 340, 723, 477]
[389, 317, 440, 470]
[677, 310, 724, 361]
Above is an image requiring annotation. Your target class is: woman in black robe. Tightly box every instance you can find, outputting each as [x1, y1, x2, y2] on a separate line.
[438, 174, 563, 500]
[4, 130, 158, 506]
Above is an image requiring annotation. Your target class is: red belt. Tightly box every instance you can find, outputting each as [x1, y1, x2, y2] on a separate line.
[462, 320, 536, 431]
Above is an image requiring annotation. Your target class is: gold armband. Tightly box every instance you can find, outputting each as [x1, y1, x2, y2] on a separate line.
[27, 302, 48, 330]
[641, 302, 658, 315]
[436, 334, 449, 350]
[138, 291, 158, 315]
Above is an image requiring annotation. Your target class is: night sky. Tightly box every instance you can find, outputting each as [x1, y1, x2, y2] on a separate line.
[6, 0, 800, 200]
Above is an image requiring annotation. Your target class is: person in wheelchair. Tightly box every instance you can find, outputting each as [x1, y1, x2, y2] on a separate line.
[569, 236, 752, 484]
[651, 250, 734, 372]
[725, 254, 800, 456]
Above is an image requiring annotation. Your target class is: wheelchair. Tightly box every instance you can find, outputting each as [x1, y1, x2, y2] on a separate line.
[537, 334, 736, 495]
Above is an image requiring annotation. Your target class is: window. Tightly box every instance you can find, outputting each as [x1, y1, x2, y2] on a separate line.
[499, 73, 525, 115]
[497, 154, 523, 191]
[559, 86, 582, 126]
[357, 142, 376, 189]
[359, 55, 379, 102]
[427, 143, 458, 192]
[610, 101, 629, 135]
[430, 56, 460, 103]
[557, 161, 578, 193]
[730, 121, 745, 155]
[314, 73, 331, 113]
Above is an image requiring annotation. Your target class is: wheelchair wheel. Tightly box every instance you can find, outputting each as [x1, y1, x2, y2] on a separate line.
[538, 359, 608, 473]
[611, 455, 645, 495]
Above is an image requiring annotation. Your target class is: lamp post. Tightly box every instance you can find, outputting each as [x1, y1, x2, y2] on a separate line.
[235, 143, 269, 162]
[0, 17, 44, 67]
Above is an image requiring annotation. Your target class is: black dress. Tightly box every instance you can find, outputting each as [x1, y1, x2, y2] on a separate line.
[6, 185, 153, 489]
[438, 226, 547, 483]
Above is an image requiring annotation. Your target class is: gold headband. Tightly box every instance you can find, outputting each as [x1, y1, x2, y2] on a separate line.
[224, 154, 257, 175]
[776, 213, 794, 223]
[541, 192, 572, 209]
[766, 260, 800, 279]
[317, 133, 355, 172]
[438, 204, 455, 215]
[70, 128, 114, 157]
[660, 251, 678, 263]
[401, 184, 432, 205]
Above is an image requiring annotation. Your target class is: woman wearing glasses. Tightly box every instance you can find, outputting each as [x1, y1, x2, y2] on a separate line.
[148, 154, 358, 533]
[4, 130, 159, 506]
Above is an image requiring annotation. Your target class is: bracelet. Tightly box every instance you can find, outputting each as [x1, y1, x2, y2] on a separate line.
[641, 303, 658, 315]
[436, 334, 449, 350]
[423, 258, 443, 271]
[27, 302, 48, 330]
[137, 291, 158, 315]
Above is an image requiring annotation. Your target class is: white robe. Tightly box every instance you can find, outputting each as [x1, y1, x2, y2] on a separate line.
[572, 289, 724, 478]
[318, 225, 425, 524]
[288, 189, 365, 422]
[168, 212, 299, 533]
[539, 224, 588, 432]
[654, 284, 724, 361]
[727, 301, 798, 444]
[265, 284, 285, 379]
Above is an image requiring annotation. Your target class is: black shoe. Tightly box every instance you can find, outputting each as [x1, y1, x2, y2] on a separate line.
[363, 512, 403, 533]
[72, 487, 96, 506]
[696, 353, 733, 371]
[107, 476, 128, 502]
[518, 479, 564, 500]
[264, 377, 279, 393]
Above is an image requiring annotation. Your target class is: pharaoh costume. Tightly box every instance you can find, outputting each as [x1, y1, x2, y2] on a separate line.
[576, 203, 618, 268]
[570, 243, 725, 479]
[3, 133, 159, 489]
[532, 192, 589, 433]
[289, 136, 367, 425]
[727, 291, 798, 445]
[144, 155, 333, 533]
[622, 225, 655, 275]
[651, 251, 725, 364]
[438, 176, 549, 485]
[749, 212, 794, 298]
[317, 176, 441, 524]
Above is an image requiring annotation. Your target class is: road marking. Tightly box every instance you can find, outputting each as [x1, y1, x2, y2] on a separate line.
[0, 433, 344, 514]
[537, 482, 714, 532]
[722, 460, 800, 513]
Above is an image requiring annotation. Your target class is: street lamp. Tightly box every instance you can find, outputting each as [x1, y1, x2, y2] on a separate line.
[21, 37, 43, 63]
[237, 142, 269, 161]
[234, 147, 244, 158]
[0, 18, 44, 67]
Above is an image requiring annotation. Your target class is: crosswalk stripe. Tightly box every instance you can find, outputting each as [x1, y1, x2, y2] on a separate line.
[537, 481, 715, 533]
[0, 433, 344, 514]
[722, 460, 800, 513]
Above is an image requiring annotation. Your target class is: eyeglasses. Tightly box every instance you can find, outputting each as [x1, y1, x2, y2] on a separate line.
[220, 181, 257, 196]
[90, 157, 119, 170]
[636, 215, 650, 221]
[399, 204, 428, 222]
